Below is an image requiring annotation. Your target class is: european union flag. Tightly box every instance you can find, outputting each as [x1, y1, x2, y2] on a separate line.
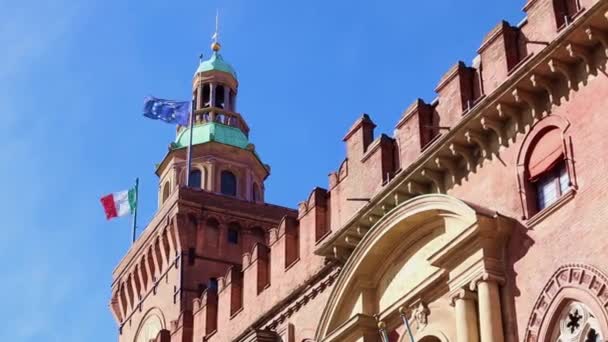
[143, 96, 190, 126]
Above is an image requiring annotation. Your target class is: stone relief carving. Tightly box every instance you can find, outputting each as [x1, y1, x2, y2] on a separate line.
[412, 302, 430, 331]
[524, 264, 608, 342]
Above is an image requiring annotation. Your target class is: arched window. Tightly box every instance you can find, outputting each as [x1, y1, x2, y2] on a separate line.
[252, 183, 260, 202]
[550, 301, 604, 341]
[188, 169, 202, 189]
[517, 117, 576, 221]
[228, 222, 240, 244]
[162, 182, 170, 203]
[526, 127, 570, 211]
[221, 170, 237, 196]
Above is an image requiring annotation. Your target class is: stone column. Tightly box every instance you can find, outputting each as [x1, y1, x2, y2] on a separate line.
[451, 289, 479, 342]
[246, 169, 252, 201]
[210, 83, 216, 108]
[475, 275, 505, 342]
[196, 82, 203, 110]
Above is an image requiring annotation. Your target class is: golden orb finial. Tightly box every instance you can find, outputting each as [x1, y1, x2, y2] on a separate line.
[377, 321, 386, 330]
[211, 41, 221, 52]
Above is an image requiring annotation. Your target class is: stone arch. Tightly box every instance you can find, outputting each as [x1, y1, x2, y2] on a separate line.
[134, 307, 166, 342]
[523, 264, 608, 342]
[179, 164, 208, 189]
[315, 194, 513, 341]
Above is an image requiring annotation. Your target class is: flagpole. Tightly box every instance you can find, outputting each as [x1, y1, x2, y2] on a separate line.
[399, 307, 416, 342]
[185, 96, 195, 187]
[131, 177, 139, 244]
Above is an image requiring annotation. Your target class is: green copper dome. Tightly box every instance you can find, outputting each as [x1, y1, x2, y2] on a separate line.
[195, 52, 237, 78]
[174, 122, 248, 149]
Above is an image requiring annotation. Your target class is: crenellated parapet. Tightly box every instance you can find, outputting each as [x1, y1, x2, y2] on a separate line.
[191, 201, 336, 341]
[298, 188, 329, 243]
[192, 288, 218, 338]
[315, 0, 608, 262]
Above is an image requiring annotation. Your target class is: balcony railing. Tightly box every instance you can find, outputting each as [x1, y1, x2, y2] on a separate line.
[177, 108, 250, 137]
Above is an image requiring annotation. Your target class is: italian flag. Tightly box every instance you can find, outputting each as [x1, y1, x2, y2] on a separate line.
[100, 188, 137, 220]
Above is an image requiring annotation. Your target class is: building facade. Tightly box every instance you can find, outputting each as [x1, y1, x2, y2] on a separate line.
[110, 0, 608, 341]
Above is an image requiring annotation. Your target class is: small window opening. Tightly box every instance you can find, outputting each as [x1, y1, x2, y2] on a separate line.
[221, 171, 237, 196]
[228, 228, 239, 244]
[208, 278, 218, 290]
[188, 169, 202, 189]
[553, 0, 581, 29]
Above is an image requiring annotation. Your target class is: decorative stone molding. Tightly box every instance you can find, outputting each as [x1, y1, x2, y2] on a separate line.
[469, 272, 507, 291]
[524, 264, 608, 342]
[449, 288, 477, 307]
[316, 194, 515, 341]
[240, 328, 278, 342]
[411, 302, 430, 331]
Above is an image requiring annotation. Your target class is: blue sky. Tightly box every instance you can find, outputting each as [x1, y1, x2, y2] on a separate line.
[0, 0, 524, 340]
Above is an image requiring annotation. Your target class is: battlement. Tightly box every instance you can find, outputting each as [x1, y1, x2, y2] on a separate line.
[317, 0, 608, 258]
[191, 187, 334, 341]
[315, 0, 606, 232]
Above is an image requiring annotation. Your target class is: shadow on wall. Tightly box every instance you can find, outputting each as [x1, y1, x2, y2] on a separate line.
[504, 221, 535, 342]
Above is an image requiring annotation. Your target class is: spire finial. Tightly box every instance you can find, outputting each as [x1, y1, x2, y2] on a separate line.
[211, 9, 221, 52]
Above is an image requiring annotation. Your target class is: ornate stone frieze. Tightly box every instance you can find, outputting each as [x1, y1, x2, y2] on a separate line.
[524, 264, 608, 342]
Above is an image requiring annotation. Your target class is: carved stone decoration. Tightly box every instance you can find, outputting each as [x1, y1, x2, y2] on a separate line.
[523, 264, 608, 342]
[412, 302, 430, 331]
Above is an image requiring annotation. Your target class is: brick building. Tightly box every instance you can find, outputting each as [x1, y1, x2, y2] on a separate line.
[110, 0, 608, 341]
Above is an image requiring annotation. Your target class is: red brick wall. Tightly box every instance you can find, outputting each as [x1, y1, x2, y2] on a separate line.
[112, 2, 608, 342]
[448, 67, 608, 341]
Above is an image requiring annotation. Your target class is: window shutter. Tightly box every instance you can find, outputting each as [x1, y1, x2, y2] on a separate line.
[527, 129, 564, 181]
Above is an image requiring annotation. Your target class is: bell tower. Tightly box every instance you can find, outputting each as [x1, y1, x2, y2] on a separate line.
[110, 33, 296, 342]
[160, 39, 269, 205]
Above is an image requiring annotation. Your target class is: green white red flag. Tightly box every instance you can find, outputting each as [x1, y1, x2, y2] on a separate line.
[100, 188, 137, 220]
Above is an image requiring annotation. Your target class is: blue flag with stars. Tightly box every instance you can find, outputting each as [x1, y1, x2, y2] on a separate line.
[143, 96, 190, 125]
